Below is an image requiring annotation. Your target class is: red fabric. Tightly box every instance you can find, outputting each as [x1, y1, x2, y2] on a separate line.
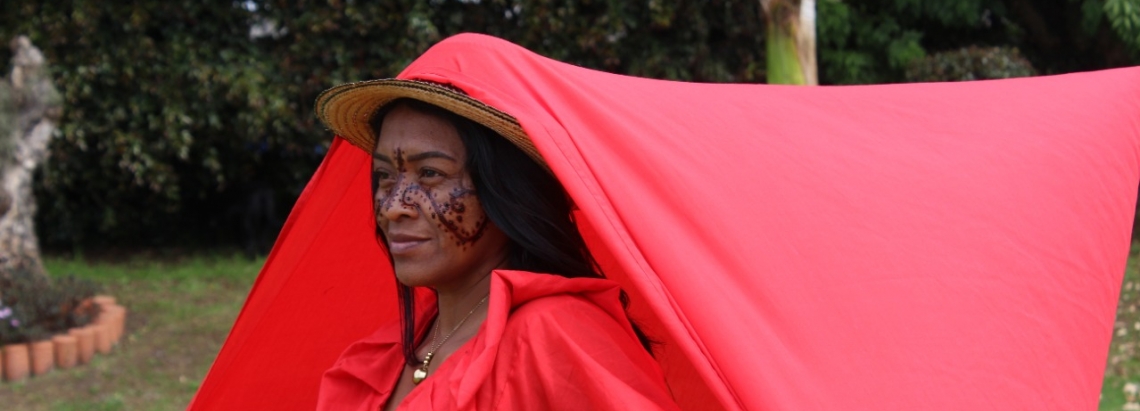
[191, 33, 1140, 410]
[315, 270, 679, 410]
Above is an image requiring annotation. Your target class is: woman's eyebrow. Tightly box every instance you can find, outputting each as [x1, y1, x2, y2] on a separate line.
[406, 151, 458, 163]
[373, 153, 393, 164]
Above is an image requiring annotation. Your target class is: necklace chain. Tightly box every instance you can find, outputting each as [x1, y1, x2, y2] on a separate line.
[413, 294, 489, 384]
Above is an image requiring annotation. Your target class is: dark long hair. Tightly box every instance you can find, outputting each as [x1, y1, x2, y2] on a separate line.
[370, 98, 653, 366]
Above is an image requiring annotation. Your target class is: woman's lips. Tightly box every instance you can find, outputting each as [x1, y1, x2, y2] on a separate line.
[387, 233, 429, 254]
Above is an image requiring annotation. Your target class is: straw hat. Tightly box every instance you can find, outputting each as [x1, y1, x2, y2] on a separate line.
[314, 79, 546, 168]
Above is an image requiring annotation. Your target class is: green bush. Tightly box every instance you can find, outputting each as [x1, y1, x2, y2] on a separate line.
[0, 272, 100, 344]
[0, 1, 770, 249]
[905, 46, 1036, 82]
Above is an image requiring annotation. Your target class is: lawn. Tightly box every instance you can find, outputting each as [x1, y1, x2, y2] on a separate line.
[1, 247, 1138, 410]
[1102, 241, 1140, 410]
[0, 252, 262, 411]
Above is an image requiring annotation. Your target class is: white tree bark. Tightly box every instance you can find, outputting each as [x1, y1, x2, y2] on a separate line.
[797, 0, 817, 85]
[0, 36, 60, 281]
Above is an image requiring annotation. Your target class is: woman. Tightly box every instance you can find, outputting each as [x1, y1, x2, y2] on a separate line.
[313, 82, 680, 410]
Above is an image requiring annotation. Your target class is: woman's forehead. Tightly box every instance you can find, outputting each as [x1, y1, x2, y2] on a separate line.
[373, 106, 466, 158]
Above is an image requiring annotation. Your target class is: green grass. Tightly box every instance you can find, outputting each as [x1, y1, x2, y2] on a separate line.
[0, 252, 262, 411]
[1102, 241, 1140, 410]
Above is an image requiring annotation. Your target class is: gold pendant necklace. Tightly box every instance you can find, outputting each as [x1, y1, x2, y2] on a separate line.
[412, 294, 489, 384]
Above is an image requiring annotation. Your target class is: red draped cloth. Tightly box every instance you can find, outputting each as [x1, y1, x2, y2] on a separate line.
[190, 34, 1140, 410]
[315, 270, 679, 410]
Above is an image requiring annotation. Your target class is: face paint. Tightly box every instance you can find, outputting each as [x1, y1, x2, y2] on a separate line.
[375, 148, 488, 247]
[371, 104, 510, 290]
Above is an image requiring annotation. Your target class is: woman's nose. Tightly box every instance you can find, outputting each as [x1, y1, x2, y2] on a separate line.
[376, 179, 420, 221]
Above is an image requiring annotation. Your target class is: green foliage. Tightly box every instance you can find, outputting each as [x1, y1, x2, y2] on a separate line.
[818, 0, 1140, 83]
[1082, 0, 1108, 35]
[1, 2, 307, 247]
[905, 46, 1036, 82]
[817, 0, 932, 84]
[1106, 0, 1140, 49]
[253, 0, 767, 117]
[0, 1, 773, 249]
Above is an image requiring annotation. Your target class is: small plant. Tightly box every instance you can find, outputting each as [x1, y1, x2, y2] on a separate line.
[0, 268, 48, 344]
[0, 268, 101, 345]
[53, 274, 101, 329]
[0, 299, 34, 345]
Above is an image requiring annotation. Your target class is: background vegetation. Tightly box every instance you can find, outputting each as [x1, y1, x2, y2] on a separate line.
[0, 0, 1136, 250]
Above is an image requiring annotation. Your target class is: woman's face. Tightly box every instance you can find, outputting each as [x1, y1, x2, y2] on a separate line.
[372, 105, 509, 290]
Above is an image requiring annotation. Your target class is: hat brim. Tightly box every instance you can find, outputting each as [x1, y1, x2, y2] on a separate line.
[315, 79, 547, 170]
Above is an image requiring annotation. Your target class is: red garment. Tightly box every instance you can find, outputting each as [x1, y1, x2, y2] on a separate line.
[191, 34, 1140, 410]
[316, 270, 680, 410]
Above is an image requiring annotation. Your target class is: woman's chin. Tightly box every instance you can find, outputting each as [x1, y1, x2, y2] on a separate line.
[394, 275, 429, 288]
[392, 263, 436, 288]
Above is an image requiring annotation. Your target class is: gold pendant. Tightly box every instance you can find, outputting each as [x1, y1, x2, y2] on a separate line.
[413, 352, 433, 384]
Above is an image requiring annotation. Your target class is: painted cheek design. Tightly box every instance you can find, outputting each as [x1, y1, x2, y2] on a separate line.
[374, 149, 488, 246]
[432, 187, 487, 245]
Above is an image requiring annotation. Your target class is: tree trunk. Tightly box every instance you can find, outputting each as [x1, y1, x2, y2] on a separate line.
[760, 0, 818, 85]
[0, 36, 60, 286]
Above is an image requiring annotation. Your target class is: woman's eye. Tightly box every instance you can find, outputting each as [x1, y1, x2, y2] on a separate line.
[419, 168, 444, 179]
[372, 170, 395, 189]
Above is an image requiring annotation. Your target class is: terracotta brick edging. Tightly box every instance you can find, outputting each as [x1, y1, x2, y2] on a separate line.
[1, 294, 127, 383]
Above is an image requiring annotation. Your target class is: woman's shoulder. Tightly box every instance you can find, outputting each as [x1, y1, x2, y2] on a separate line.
[509, 288, 612, 315]
[493, 270, 626, 319]
[490, 270, 639, 347]
[484, 271, 679, 410]
[509, 292, 613, 327]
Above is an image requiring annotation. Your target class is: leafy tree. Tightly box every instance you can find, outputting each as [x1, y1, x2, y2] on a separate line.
[0, 2, 306, 247]
[905, 46, 1036, 81]
[1100, 0, 1140, 51]
[818, 0, 1137, 84]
